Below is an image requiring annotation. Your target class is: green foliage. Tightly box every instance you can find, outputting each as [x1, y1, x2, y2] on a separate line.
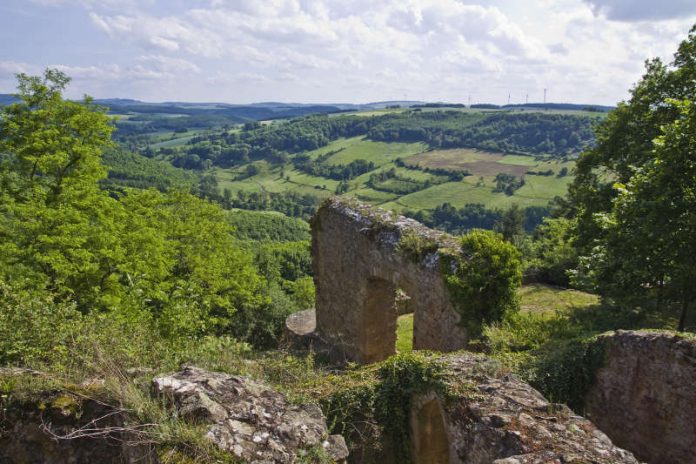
[320, 352, 449, 463]
[374, 352, 448, 461]
[367, 167, 437, 194]
[255, 240, 313, 291]
[493, 173, 525, 195]
[101, 148, 197, 191]
[231, 190, 321, 221]
[396, 230, 439, 262]
[120, 189, 266, 338]
[293, 153, 375, 181]
[442, 230, 522, 336]
[0, 70, 271, 348]
[494, 204, 526, 243]
[228, 210, 310, 242]
[483, 284, 696, 409]
[596, 99, 696, 329]
[368, 111, 595, 156]
[526, 337, 607, 412]
[0, 282, 82, 365]
[0, 69, 121, 309]
[177, 115, 378, 168]
[567, 26, 696, 322]
[407, 203, 551, 236]
[526, 217, 578, 286]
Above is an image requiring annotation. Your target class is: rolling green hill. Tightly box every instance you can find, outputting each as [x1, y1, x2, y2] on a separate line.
[113, 107, 596, 229]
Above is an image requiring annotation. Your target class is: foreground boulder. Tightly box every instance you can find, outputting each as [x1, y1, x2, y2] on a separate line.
[410, 354, 640, 464]
[153, 365, 349, 463]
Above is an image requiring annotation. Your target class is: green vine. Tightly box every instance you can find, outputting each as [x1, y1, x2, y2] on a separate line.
[319, 352, 452, 463]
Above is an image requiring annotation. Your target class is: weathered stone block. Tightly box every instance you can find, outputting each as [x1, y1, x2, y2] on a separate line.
[584, 330, 696, 464]
[410, 354, 640, 464]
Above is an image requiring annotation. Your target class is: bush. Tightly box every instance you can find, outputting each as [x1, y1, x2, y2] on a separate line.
[526, 218, 578, 286]
[442, 230, 522, 336]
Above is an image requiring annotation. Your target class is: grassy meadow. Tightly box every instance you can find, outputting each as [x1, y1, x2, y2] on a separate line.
[215, 136, 576, 213]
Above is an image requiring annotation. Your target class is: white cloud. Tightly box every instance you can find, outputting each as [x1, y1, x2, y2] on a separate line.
[4, 0, 696, 103]
[0, 60, 33, 75]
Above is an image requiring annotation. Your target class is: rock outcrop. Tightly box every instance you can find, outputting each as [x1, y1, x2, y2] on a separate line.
[411, 354, 640, 464]
[153, 365, 349, 463]
[584, 330, 696, 464]
[312, 197, 468, 364]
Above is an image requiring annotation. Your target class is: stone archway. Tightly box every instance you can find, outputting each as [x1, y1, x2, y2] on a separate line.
[311, 198, 469, 364]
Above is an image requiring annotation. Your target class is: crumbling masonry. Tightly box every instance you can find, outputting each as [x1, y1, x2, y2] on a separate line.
[311, 197, 468, 364]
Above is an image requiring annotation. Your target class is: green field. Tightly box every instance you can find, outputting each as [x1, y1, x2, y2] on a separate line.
[306, 136, 426, 166]
[395, 284, 602, 352]
[216, 139, 575, 213]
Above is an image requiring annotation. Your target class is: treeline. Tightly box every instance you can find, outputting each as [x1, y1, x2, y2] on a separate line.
[228, 210, 310, 242]
[494, 173, 525, 195]
[229, 190, 322, 221]
[179, 116, 379, 169]
[101, 149, 198, 191]
[405, 202, 551, 235]
[154, 109, 596, 173]
[292, 153, 375, 180]
[368, 111, 596, 156]
[366, 168, 434, 194]
[395, 157, 468, 180]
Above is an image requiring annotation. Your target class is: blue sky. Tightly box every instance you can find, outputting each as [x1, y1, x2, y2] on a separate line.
[1, 0, 694, 105]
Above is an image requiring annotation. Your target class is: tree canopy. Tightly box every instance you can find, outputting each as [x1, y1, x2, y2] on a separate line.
[566, 25, 696, 328]
[0, 69, 267, 340]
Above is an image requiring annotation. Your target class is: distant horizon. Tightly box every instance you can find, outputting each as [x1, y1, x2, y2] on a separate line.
[0, 91, 615, 110]
[2, 0, 695, 105]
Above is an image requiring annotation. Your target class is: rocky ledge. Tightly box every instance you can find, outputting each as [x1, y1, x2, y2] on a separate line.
[415, 354, 641, 464]
[153, 365, 349, 463]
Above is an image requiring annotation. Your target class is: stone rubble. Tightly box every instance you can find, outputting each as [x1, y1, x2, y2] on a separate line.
[412, 354, 642, 464]
[152, 365, 349, 463]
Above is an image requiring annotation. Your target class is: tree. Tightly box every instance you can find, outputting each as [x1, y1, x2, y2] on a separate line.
[565, 25, 696, 325]
[596, 100, 696, 330]
[0, 70, 266, 339]
[528, 217, 577, 286]
[568, 25, 696, 255]
[0, 69, 119, 306]
[495, 204, 525, 243]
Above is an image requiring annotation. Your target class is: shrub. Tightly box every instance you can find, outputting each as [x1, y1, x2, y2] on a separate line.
[442, 230, 522, 336]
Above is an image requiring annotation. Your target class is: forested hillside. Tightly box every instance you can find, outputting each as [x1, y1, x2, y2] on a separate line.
[166, 110, 596, 171]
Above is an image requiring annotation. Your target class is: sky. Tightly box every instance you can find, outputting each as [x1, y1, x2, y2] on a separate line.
[1, 0, 695, 105]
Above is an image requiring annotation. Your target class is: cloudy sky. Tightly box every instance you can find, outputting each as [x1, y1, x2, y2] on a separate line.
[1, 0, 694, 105]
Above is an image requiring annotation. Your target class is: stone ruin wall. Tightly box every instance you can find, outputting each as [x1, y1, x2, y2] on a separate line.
[299, 199, 696, 463]
[584, 330, 696, 464]
[408, 354, 639, 464]
[311, 197, 467, 364]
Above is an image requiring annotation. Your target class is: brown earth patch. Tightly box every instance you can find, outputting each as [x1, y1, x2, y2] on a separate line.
[406, 150, 529, 178]
[459, 161, 529, 178]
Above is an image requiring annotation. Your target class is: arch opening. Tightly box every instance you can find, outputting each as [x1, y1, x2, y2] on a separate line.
[410, 395, 451, 464]
[360, 277, 397, 364]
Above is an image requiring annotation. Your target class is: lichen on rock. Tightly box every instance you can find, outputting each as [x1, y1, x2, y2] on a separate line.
[152, 365, 348, 463]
